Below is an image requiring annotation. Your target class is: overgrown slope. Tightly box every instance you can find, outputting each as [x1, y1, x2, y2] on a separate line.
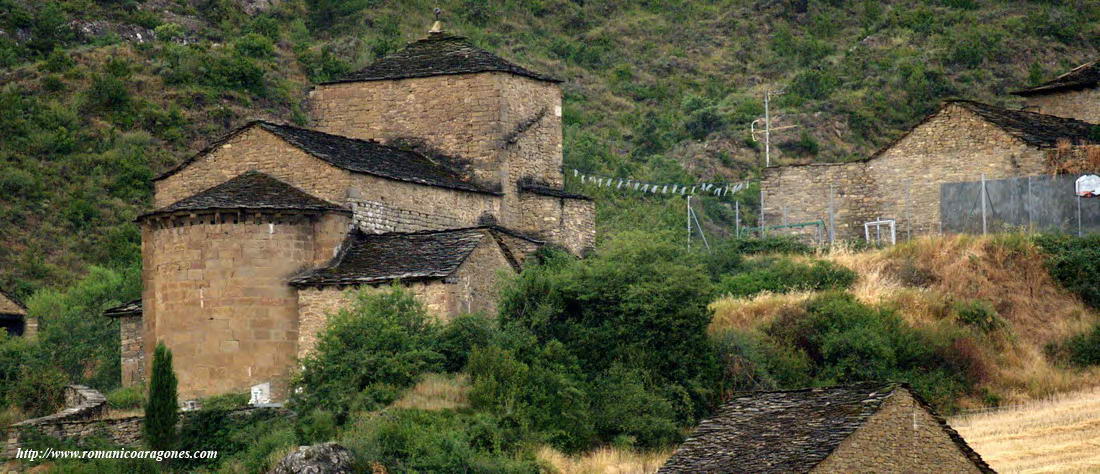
[1, 0, 1098, 297]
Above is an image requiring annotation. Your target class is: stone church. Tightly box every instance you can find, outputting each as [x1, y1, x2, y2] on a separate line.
[104, 24, 595, 401]
[762, 60, 1100, 241]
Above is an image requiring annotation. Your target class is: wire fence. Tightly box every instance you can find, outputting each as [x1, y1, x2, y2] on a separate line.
[940, 174, 1100, 236]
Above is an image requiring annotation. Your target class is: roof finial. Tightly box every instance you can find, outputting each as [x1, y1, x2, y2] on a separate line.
[429, 8, 444, 35]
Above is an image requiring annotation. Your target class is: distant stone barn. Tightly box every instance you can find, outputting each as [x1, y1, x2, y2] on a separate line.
[659, 383, 994, 473]
[763, 58, 1100, 242]
[0, 290, 29, 337]
[104, 24, 595, 401]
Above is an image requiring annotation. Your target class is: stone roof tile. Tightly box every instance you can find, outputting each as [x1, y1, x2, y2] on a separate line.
[1012, 60, 1100, 96]
[103, 299, 142, 318]
[951, 100, 1100, 148]
[326, 33, 560, 84]
[144, 171, 345, 218]
[290, 227, 490, 286]
[0, 290, 25, 316]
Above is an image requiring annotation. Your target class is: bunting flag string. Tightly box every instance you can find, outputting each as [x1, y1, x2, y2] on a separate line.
[569, 169, 749, 198]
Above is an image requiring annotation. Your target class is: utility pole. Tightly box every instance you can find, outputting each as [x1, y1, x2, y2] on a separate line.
[751, 89, 796, 168]
[687, 195, 692, 249]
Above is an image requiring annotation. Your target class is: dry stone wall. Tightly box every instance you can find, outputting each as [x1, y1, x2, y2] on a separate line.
[763, 104, 1048, 241]
[812, 389, 984, 473]
[119, 315, 145, 387]
[1024, 88, 1100, 124]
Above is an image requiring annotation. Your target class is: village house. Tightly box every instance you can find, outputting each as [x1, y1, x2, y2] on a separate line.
[762, 60, 1100, 242]
[0, 290, 29, 337]
[1013, 60, 1100, 124]
[659, 383, 994, 473]
[104, 23, 595, 401]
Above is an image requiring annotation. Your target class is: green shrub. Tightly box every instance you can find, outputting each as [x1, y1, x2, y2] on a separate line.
[340, 409, 539, 473]
[714, 236, 813, 256]
[291, 286, 444, 419]
[719, 258, 857, 297]
[176, 407, 294, 471]
[7, 365, 67, 417]
[234, 33, 275, 58]
[144, 342, 178, 450]
[1034, 234, 1100, 309]
[764, 292, 971, 410]
[200, 391, 249, 411]
[83, 74, 130, 111]
[106, 384, 145, 410]
[433, 313, 497, 373]
[154, 23, 184, 42]
[953, 299, 1004, 333]
[1052, 323, 1100, 367]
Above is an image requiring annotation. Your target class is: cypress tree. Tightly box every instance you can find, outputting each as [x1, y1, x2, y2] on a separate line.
[144, 341, 178, 450]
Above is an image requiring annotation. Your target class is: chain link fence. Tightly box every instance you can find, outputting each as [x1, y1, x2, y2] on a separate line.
[940, 174, 1100, 235]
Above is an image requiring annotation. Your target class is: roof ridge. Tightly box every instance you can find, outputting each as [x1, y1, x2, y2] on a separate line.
[726, 381, 898, 397]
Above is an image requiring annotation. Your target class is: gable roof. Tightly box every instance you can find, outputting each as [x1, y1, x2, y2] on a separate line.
[103, 299, 142, 318]
[143, 171, 345, 219]
[289, 227, 504, 287]
[1012, 60, 1100, 96]
[0, 290, 25, 316]
[155, 121, 498, 195]
[658, 383, 993, 473]
[951, 100, 1099, 148]
[324, 33, 560, 85]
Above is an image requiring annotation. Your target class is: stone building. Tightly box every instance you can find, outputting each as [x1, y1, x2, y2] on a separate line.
[659, 383, 993, 473]
[1013, 60, 1100, 124]
[0, 290, 28, 337]
[761, 99, 1099, 241]
[113, 25, 595, 401]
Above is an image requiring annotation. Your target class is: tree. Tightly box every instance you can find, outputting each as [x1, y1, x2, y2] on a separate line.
[144, 342, 178, 450]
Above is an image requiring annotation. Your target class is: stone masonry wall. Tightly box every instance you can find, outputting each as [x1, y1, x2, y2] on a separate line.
[144, 213, 321, 401]
[516, 192, 597, 255]
[154, 127, 355, 207]
[345, 173, 501, 234]
[812, 389, 983, 473]
[295, 232, 515, 359]
[1024, 87, 1100, 124]
[762, 104, 1048, 241]
[310, 73, 507, 188]
[296, 282, 450, 360]
[119, 315, 145, 387]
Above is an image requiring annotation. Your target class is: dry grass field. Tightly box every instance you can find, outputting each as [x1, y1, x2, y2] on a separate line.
[950, 387, 1100, 473]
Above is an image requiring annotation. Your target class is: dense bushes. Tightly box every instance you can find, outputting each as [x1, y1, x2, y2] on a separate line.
[292, 286, 445, 419]
[719, 258, 857, 297]
[1034, 234, 1100, 309]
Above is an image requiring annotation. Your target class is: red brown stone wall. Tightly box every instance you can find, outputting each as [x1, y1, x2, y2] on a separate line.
[1024, 87, 1100, 124]
[143, 213, 326, 400]
[346, 173, 501, 234]
[762, 104, 1048, 241]
[154, 127, 354, 207]
[812, 389, 984, 473]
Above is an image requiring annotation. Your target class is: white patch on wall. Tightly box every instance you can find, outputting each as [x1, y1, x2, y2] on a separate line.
[249, 382, 271, 406]
[269, 223, 275, 234]
[554, 106, 562, 117]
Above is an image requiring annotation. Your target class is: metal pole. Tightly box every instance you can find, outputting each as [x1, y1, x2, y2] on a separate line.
[1078, 195, 1083, 237]
[905, 180, 912, 241]
[764, 91, 771, 167]
[828, 184, 836, 243]
[735, 201, 741, 238]
[980, 173, 987, 236]
[687, 195, 692, 248]
[759, 189, 765, 236]
[691, 205, 710, 250]
[1027, 175, 1033, 232]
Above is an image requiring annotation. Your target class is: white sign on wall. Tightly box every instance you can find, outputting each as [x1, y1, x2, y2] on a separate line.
[249, 382, 271, 406]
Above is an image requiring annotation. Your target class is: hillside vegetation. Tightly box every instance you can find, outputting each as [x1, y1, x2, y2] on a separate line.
[1, 0, 1099, 296]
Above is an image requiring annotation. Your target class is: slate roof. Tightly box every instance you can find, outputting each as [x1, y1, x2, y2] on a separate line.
[325, 32, 560, 84]
[0, 290, 25, 316]
[290, 227, 495, 286]
[951, 100, 1100, 148]
[1013, 60, 1100, 96]
[155, 122, 498, 195]
[658, 383, 993, 473]
[103, 299, 142, 318]
[143, 171, 346, 218]
[517, 179, 593, 201]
